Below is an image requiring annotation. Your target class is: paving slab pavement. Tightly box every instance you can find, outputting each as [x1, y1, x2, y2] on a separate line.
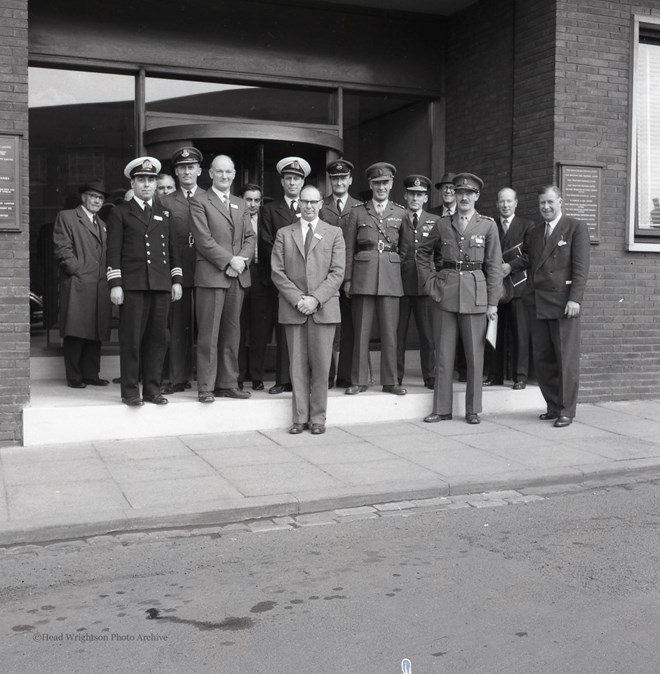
[2, 400, 660, 545]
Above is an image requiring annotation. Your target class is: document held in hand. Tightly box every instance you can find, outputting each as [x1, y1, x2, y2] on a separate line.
[486, 314, 498, 349]
[502, 243, 527, 287]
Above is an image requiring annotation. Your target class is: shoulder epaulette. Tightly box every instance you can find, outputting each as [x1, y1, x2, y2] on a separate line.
[391, 202, 406, 210]
[479, 214, 496, 222]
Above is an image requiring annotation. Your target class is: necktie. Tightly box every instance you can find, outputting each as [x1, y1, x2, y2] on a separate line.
[143, 202, 151, 221]
[412, 212, 419, 229]
[459, 215, 469, 233]
[290, 200, 298, 214]
[186, 190, 192, 201]
[544, 223, 551, 243]
[93, 215, 102, 239]
[252, 215, 258, 262]
[375, 202, 385, 215]
[304, 223, 313, 257]
[502, 218, 508, 232]
[336, 198, 343, 214]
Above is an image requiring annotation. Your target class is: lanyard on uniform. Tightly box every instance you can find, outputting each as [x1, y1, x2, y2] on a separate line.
[370, 209, 395, 246]
[451, 213, 471, 262]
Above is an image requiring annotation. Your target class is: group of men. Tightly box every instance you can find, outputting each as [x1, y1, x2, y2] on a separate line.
[53, 146, 590, 433]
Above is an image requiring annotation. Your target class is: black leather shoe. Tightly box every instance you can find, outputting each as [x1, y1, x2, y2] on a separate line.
[121, 396, 144, 407]
[513, 381, 527, 390]
[144, 394, 168, 405]
[424, 413, 452, 423]
[483, 378, 504, 386]
[382, 384, 407, 395]
[67, 381, 86, 389]
[553, 415, 573, 428]
[345, 385, 367, 395]
[310, 423, 326, 435]
[112, 377, 121, 384]
[252, 380, 264, 391]
[216, 388, 251, 399]
[83, 378, 109, 386]
[335, 379, 351, 389]
[198, 391, 215, 403]
[539, 412, 559, 420]
[269, 383, 292, 394]
[289, 423, 306, 434]
[424, 378, 435, 390]
[466, 413, 481, 424]
[161, 382, 186, 394]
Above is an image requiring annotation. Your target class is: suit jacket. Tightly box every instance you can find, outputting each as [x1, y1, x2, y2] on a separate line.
[53, 206, 112, 340]
[320, 193, 362, 237]
[160, 187, 206, 288]
[398, 209, 441, 296]
[497, 214, 532, 299]
[271, 219, 345, 325]
[344, 200, 406, 297]
[416, 211, 503, 313]
[189, 189, 256, 289]
[106, 198, 182, 291]
[523, 214, 590, 319]
[250, 210, 272, 286]
[261, 197, 301, 286]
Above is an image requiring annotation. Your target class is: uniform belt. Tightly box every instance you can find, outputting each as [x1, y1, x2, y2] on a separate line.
[358, 242, 398, 253]
[439, 261, 481, 271]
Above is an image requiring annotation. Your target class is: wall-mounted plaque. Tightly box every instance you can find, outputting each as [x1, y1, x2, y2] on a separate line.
[0, 134, 21, 232]
[558, 162, 602, 244]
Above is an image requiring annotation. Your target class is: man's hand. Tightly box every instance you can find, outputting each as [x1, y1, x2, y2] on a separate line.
[110, 287, 124, 306]
[343, 281, 351, 298]
[565, 300, 580, 318]
[486, 304, 498, 321]
[296, 295, 320, 315]
[171, 283, 182, 302]
[229, 256, 246, 273]
[225, 267, 239, 278]
[502, 262, 512, 277]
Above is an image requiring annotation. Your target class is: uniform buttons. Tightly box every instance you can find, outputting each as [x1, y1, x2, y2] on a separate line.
[146, 242, 150, 247]
[163, 260, 167, 264]
[161, 234, 165, 238]
[144, 234, 148, 239]
[147, 260, 151, 264]
[147, 251, 151, 255]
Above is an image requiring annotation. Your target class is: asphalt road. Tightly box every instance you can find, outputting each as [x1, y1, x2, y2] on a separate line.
[1, 480, 659, 674]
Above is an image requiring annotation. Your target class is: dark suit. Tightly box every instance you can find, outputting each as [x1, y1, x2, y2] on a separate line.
[485, 214, 532, 383]
[320, 193, 361, 385]
[239, 210, 277, 384]
[271, 219, 345, 424]
[106, 199, 182, 400]
[396, 209, 439, 385]
[190, 189, 256, 392]
[417, 212, 503, 415]
[344, 200, 406, 386]
[53, 206, 112, 384]
[523, 214, 590, 418]
[261, 197, 300, 386]
[159, 187, 206, 387]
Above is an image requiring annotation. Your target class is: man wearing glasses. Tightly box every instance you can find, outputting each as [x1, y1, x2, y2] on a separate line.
[271, 185, 345, 435]
[429, 172, 457, 217]
[53, 179, 113, 389]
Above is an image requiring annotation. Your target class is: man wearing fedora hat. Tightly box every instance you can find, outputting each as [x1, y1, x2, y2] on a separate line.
[429, 172, 457, 217]
[53, 179, 113, 389]
[106, 156, 183, 406]
[261, 156, 312, 395]
[160, 146, 206, 394]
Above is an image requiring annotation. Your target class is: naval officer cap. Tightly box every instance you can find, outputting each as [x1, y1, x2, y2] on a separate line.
[366, 162, 396, 181]
[171, 146, 203, 166]
[403, 175, 432, 192]
[453, 172, 484, 193]
[326, 159, 354, 176]
[434, 171, 456, 189]
[276, 156, 311, 178]
[124, 156, 162, 180]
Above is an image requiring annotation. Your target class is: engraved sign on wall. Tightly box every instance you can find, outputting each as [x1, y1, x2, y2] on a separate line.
[558, 162, 602, 244]
[0, 134, 21, 232]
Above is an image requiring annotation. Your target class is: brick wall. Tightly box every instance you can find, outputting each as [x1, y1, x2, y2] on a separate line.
[555, 0, 660, 401]
[0, 0, 29, 444]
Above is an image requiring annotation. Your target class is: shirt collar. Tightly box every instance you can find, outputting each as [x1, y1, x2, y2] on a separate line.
[212, 186, 229, 201]
[546, 213, 562, 229]
[81, 205, 95, 221]
[134, 197, 152, 209]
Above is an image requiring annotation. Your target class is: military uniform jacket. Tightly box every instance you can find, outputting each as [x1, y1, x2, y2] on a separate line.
[497, 214, 532, 299]
[261, 197, 301, 286]
[53, 206, 112, 341]
[320, 194, 362, 237]
[522, 214, 590, 320]
[271, 219, 345, 325]
[398, 209, 441, 296]
[416, 211, 503, 313]
[106, 199, 182, 291]
[190, 189, 255, 290]
[160, 187, 206, 289]
[344, 200, 406, 297]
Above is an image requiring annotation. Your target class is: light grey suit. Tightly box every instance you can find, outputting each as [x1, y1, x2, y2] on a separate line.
[271, 219, 345, 425]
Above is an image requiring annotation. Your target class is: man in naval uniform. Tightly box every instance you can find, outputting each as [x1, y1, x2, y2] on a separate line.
[416, 172, 502, 424]
[343, 162, 407, 396]
[397, 174, 439, 389]
[320, 159, 361, 388]
[106, 156, 183, 406]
